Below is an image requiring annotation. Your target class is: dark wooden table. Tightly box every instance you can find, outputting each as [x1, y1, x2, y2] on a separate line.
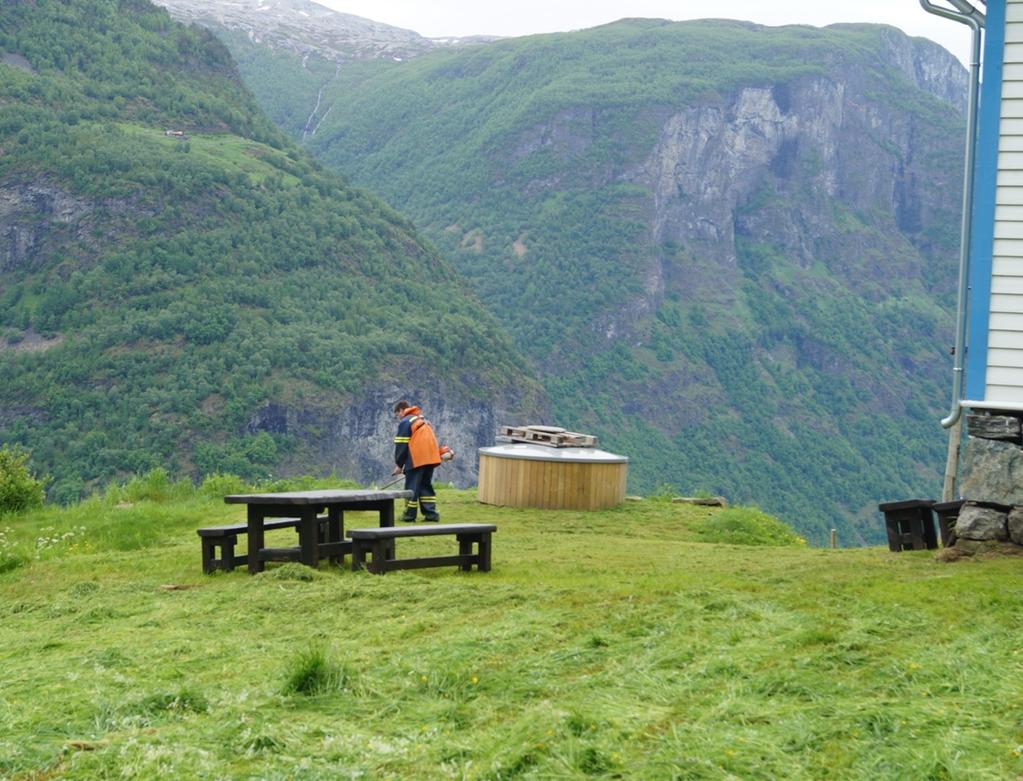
[224, 489, 412, 574]
[878, 499, 938, 551]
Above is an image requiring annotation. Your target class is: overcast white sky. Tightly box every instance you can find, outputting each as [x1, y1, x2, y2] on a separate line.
[317, 0, 976, 66]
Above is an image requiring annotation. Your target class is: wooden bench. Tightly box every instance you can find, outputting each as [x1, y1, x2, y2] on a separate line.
[347, 524, 496, 574]
[198, 516, 330, 573]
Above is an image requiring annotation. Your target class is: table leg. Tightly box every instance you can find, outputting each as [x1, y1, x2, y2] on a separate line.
[370, 539, 387, 574]
[247, 505, 265, 574]
[883, 515, 902, 552]
[922, 510, 938, 549]
[201, 537, 215, 574]
[479, 533, 492, 572]
[222, 537, 237, 572]
[907, 514, 925, 550]
[379, 500, 396, 558]
[458, 535, 473, 572]
[298, 506, 320, 568]
[351, 540, 365, 571]
[328, 506, 343, 565]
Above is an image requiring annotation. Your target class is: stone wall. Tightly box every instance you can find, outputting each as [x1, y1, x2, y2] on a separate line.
[956, 411, 1023, 551]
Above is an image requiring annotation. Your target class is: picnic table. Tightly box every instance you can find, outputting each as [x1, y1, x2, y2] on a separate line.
[223, 489, 412, 574]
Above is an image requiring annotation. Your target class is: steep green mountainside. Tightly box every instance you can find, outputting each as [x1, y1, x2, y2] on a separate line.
[239, 19, 964, 545]
[0, 0, 544, 501]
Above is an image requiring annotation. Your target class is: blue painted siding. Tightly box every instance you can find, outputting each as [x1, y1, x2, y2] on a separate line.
[965, 0, 1007, 401]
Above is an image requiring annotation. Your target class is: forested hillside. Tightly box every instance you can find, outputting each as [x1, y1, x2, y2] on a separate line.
[216, 15, 966, 544]
[0, 0, 544, 502]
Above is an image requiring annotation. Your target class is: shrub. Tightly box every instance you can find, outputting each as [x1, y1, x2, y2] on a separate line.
[0, 446, 47, 514]
[255, 475, 320, 493]
[48, 477, 86, 506]
[199, 472, 248, 498]
[0, 525, 30, 574]
[282, 647, 350, 696]
[693, 506, 807, 547]
[122, 468, 191, 503]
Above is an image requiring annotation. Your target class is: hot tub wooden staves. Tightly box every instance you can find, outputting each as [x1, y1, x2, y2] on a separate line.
[477, 443, 628, 511]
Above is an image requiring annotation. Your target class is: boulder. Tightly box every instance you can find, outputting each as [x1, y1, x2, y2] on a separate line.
[954, 504, 1008, 541]
[960, 437, 1023, 506]
[1008, 508, 1023, 545]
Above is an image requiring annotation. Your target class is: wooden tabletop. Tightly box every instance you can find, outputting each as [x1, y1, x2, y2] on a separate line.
[224, 489, 412, 505]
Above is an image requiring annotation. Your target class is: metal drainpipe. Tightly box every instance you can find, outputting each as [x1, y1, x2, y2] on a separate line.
[918, 1, 983, 429]
[919, 1, 984, 501]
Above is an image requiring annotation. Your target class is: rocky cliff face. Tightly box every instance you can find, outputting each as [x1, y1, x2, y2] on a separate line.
[247, 384, 533, 488]
[0, 182, 94, 273]
[870, 24, 969, 112]
[626, 53, 964, 324]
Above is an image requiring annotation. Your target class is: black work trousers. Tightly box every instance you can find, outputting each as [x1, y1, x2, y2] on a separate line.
[402, 465, 437, 519]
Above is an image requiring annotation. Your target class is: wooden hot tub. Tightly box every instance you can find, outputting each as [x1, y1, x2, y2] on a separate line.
[476, 443, 628, 510]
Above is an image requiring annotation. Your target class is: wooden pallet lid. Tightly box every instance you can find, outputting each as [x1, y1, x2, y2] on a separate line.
[497, 424, 597, 448]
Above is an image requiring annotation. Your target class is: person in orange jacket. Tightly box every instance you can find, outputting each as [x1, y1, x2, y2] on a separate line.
[392, 400, 442, 522]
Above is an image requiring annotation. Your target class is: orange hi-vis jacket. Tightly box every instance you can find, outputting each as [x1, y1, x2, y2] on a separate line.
[394, 406, 441, 470]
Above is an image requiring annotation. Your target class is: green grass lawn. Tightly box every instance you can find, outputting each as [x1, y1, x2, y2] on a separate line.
[1, 481, 1022, 780]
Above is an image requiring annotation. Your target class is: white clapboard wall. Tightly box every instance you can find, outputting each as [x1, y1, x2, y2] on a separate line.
[989, 0, 1023, 402]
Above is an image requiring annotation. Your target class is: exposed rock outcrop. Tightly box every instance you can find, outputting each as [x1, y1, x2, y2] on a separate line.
[247, 385, 544, 487]
[0, 183, 93, 272]
[628, 61, 961, 321]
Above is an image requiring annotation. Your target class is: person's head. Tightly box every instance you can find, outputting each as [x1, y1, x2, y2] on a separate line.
[393, 399, 410, 418]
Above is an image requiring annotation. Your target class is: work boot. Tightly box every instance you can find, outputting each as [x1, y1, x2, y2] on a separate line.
[421, 502, 440, 522]
[400, 501, 418, 523]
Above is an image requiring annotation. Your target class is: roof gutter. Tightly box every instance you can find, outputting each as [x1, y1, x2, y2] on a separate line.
[919, 1, 984, 429]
